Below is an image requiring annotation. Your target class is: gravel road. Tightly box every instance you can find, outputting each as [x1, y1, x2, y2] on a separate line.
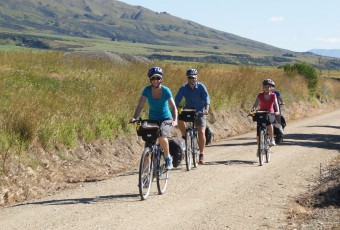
[1, 110, 339, 230]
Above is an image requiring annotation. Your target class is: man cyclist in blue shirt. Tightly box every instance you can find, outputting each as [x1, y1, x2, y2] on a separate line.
[130, 67, 178, 170]
[174, 68, 210, 164]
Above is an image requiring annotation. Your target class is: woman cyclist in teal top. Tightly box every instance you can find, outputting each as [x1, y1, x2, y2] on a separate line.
[130, 67, 178, 170]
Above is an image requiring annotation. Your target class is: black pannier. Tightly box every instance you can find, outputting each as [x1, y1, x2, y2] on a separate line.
[205, 125, 214, 146]
[136, 121, 160, 142]
[169, 137, 185, 168]
[178, 109, 196, 122]
[252, 111, 269, 123]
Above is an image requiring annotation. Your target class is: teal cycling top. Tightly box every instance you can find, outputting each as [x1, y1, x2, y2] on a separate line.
[142, 85, 173, 120]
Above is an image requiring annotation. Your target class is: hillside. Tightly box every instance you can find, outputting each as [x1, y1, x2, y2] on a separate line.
[0, 0, 340, 69]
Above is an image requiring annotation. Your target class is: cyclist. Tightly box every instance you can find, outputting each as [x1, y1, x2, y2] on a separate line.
[269, 80, 284, 133]
[250, 78, 280, 147]
[130, 67, 178, 170]
[174, 68, 210, 165]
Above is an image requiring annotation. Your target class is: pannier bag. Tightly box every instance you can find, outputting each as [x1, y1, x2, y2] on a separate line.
[252, 111, 269, 123]
[281, 115, 286, 129]
[205, 125, 214, 146]
[169, 137, 185, 168]
[136, 121, 160, 142]
[178, 109, 196, 122]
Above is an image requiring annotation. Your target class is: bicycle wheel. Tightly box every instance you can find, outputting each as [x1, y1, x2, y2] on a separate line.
[185, 130, 193, 171]
[265, 133, 271, 163]
[192, 131, 199, 168]
[258, 129, 265, 166]
[139, 147, 153, 200]
[156, 147, 169, 194]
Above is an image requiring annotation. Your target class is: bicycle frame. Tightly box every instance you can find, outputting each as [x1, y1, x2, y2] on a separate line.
[251, 111, 271, 166]
[178, 109, 201, 171]
[131, 119, 169, 200]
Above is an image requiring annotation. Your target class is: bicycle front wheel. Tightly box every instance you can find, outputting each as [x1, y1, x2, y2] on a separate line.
[139, 147, 153, 200]
[265, 134, 271, 163]
[156, 149, 169, 194]
[185, 130, 193, 171]
[258, 129, 265, 166]
[192, 132, 199, 168]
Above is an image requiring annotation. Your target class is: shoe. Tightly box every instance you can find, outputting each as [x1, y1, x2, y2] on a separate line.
[165, 156, 173, 170]
[198, 154, 204, 165]
[269, 138, 276, 146]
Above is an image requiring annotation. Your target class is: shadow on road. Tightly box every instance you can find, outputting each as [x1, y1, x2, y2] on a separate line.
[11, 193, 140, 207]
[283, 133, 340, 150]
[205, 160, 257, 166]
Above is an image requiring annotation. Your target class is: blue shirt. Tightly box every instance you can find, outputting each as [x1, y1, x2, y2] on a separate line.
[142, 85, 173, 120]
[174, 82, 210, 112]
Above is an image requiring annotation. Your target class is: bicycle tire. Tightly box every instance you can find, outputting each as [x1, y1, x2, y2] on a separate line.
[258, 129, 265, 166]
[138, 147, 153, 200]
[185, 130, 193, 171]
[156, 147, 169, 194]
[265, 133, 271, 163]
[192, 131, 199, 168]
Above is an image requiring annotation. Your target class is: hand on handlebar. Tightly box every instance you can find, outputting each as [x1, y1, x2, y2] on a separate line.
[129, 118, 137, 123]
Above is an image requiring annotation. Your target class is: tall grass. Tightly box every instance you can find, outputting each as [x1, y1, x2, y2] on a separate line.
[0, 50, 338, 174]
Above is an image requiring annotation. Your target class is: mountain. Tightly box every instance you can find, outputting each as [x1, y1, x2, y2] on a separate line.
[0, 0, 340, 69]
[308, 49, 340, 58]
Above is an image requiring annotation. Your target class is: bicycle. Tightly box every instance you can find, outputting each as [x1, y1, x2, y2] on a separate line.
[130, 119, 170, 200]
[249, 110, 271, 166]
[178, 108, 200, 171]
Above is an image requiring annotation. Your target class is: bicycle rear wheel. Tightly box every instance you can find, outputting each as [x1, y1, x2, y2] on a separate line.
[156, 148, 169, 194]
[258, 129, 265, 166]
[139, 147, 153, 200]
[192, 132, 199, 168]
[185, 130, 193, 171]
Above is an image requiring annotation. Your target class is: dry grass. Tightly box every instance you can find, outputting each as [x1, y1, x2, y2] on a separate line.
[0, 50, 339, 176]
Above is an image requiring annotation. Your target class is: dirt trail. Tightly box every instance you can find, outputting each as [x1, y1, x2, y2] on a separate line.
[1, 110, 339, 230]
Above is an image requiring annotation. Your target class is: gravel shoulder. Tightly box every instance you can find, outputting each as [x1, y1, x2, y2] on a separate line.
[0, 110, 339, 230]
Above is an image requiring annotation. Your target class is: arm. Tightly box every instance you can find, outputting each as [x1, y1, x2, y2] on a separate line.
[130, 96, 147, 122]
[204, 104, 210, 115]
[273, 97, 280, 115]
[251, 97, 260, 111]
[168, 97, 178, 127]
[174, 86, 184, 108]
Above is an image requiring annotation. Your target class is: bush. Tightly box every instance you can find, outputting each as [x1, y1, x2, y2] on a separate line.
[283, 63, 319, 98]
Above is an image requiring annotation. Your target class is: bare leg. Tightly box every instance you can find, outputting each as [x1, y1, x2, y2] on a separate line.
[197, 125, 206, 154]
[158, 136, 170, 157]
[177, 120, 186, 137]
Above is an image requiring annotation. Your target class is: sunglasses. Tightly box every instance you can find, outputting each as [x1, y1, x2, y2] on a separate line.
[187, 76, 197, 80]
[150, 76, 162, 81]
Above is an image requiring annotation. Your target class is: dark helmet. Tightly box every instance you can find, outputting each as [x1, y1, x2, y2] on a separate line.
[186, 68, 198, 77]
[147, 67, 163, 78]
[262, 78, 275, 87]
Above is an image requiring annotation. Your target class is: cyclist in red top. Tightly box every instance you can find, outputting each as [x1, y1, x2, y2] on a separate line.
[250, 79, 280, 146]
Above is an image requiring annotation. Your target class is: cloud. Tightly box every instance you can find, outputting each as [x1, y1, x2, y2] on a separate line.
[269, 16, 284, 23]
[315, 37, 340, 44]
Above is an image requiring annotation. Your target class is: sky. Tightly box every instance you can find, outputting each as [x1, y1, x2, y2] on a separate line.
[118, 0, 340, 52]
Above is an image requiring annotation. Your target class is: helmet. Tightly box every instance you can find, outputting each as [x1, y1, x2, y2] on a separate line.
[262, 78, 275, 87]
[186, 68, 198, 77]
[147, 67, 163, 78]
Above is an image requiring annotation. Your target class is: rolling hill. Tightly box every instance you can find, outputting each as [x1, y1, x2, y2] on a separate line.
[0, 0, 339, 69]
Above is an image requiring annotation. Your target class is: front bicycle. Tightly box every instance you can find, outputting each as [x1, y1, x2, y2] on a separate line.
[178, 109, 200, 171]
[250, 111, 271, 166]
[132, 119, 169, 200]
